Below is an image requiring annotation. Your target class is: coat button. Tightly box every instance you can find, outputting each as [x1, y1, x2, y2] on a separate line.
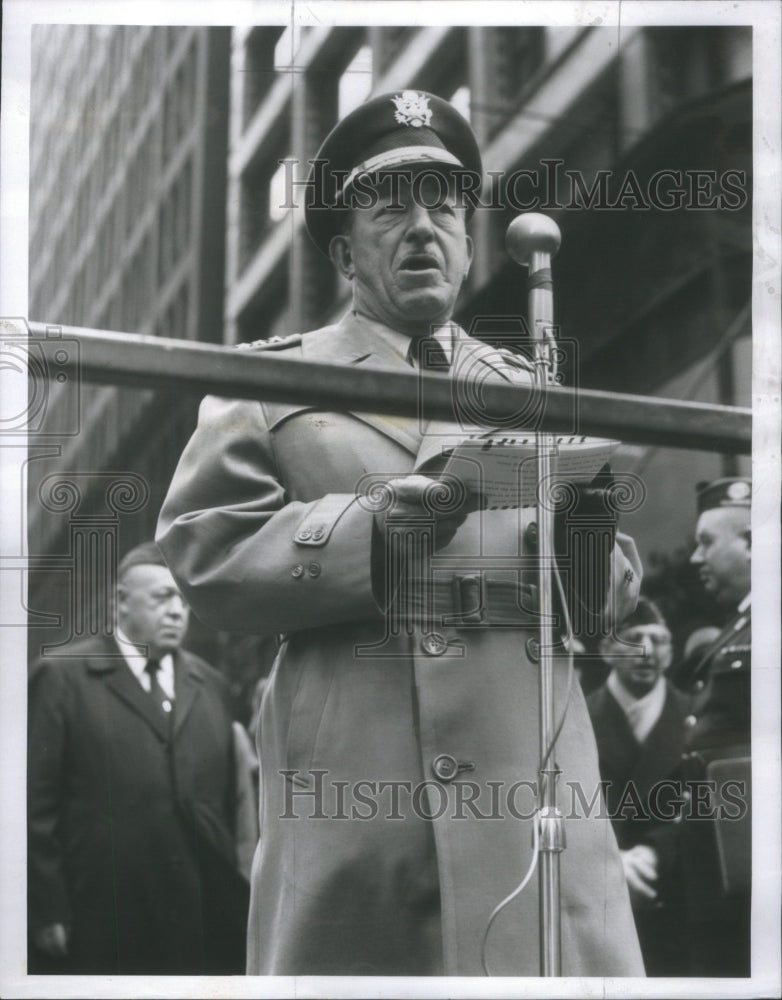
[311, 526, 325, 540]
[432, 754, 459, 782]
[297, 528, 312, 541]
[684, 714, 697, 727]
[291, 564, 304, 578]
[308, 562, 321, 578]
[693, 679, 705, 692]
[731, 659, 743, 669]
[421, 632, 448, 656]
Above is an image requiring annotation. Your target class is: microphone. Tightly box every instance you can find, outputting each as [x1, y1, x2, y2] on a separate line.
[505, 214, 561, 346]
[505, 212, 562, 266]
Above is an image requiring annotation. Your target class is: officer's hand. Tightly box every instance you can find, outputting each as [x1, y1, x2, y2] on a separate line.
[621, 845, 659, 907]
[374, 475, 476, 551]
[33, 922, 69, 959]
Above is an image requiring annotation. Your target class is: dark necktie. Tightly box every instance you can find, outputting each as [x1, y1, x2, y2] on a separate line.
[144, 658, 173, 717]
[409, 337, 450, 371]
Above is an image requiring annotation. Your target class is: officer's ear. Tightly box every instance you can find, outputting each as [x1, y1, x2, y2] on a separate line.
[329, 233, 354, 281]
[463, 234, 474, 281]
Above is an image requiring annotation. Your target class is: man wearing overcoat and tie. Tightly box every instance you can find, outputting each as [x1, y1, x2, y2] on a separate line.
[158, 90, 644, 976]
[27, 542, 250, 974]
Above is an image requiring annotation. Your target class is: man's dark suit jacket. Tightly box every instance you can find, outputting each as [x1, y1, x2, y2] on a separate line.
[587, 679, 689, 975]
[587, 680, 689, 849]
[28, 636, 249, 975]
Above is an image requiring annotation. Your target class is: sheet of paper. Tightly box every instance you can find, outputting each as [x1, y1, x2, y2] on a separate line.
[442, 434, 617, 508]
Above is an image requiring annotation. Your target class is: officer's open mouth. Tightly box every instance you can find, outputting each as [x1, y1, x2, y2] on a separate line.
[400, 253, 440, 271]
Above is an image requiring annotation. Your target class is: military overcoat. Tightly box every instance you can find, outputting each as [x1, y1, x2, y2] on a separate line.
[157, 312, 644, 976]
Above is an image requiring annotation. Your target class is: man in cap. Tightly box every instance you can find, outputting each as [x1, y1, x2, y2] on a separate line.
[588, 597, 689, 975]
[158, 91, 644, 976]
[678, 477, 752, 975]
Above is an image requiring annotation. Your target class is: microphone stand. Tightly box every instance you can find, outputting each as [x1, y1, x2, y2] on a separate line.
[506, 213, 564, 976]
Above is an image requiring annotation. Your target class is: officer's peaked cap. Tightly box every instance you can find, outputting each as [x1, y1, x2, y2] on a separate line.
[305, 90, 482, 256]
[695, 477, 751, 513]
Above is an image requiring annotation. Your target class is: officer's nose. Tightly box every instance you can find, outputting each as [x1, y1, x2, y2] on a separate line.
[405, 202, 436, 241]
[690, 546, 703, 565]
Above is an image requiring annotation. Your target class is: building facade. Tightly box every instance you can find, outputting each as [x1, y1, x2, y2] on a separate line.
[27, 25, 231, 670]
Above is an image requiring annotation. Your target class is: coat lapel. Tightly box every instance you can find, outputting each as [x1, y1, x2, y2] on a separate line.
[590, 686, 641, 780]
[414, 333, 537, 472]
[172, 650, 204, 736]
[628, 684, 688, 796]
[302, 314, 424, 455]
[88, 638, 172, 743]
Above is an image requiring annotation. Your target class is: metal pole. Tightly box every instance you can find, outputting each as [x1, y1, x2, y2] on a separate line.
[506, 214, 565, 976]
[11, 319, 752, 453]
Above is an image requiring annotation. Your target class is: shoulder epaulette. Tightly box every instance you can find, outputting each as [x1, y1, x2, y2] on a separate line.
[495, 346, 535, 370]
[236, 333, 303, 352]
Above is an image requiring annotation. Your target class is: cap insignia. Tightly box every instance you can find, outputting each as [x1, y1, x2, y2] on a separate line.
[391, 91, 432, 128]
[727, 480, 751, 501]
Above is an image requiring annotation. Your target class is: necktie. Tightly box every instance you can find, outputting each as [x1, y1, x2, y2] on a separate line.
[409, 337, 450, 371]
[144, 659, 173, 717]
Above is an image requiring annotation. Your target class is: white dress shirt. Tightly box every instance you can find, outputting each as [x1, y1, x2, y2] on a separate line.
[115, 626, 175, 699]
[606, 670, 666, 745]
[356, 311, 457, 366]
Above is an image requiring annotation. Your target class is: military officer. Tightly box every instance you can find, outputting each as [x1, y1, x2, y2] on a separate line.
[681, 477, 752, 975]
[157, 90, 644, 976]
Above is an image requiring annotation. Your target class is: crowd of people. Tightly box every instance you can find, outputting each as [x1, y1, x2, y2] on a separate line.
[28, 90, 752, 979]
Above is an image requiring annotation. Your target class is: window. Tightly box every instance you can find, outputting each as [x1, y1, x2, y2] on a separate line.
[243, 27, 285, 126]
[338, 44, 372, 119]
[274, 26, 303, 71]
[449, 85, 471, 122]
[268, 158, 291, 224]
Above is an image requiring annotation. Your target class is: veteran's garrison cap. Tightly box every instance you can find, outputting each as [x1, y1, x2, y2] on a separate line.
[695, 477, 752, 513]
[616, 596, 668, 632]
[305, 90, 483, 256]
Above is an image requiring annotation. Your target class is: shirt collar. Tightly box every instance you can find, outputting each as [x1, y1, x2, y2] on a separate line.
[606, 669, 667, 743]
[351, 310, 459, 365]
[115, 626, 173, 680]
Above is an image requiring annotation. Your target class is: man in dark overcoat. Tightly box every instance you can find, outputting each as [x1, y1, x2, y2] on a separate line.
[158, 91, 645, 976]
[588, 597, 689, 975]
[28, 542, 249, 974]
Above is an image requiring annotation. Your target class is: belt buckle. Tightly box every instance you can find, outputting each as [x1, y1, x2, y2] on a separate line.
[445, 573, 486, 626]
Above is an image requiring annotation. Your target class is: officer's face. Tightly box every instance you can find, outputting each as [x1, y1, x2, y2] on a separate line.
[690, 507, 751, 605]
[117, 563, 189, 657]
[602, 624, 673, 698]
[335, 170, 473, 335]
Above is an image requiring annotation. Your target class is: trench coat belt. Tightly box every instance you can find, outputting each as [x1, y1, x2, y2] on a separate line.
[396, 575, 539, 627]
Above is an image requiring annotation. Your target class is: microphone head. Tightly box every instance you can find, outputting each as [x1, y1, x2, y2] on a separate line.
[505, 213, 561, 265]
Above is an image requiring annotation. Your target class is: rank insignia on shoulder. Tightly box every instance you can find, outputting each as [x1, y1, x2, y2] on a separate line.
[237, 333, 303, 352]
[496, 347, 535, 370]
